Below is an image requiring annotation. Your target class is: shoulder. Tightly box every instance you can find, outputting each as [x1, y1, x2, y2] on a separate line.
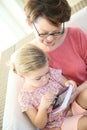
[18, 89, 33, 112]
[18, 88, 33, 100]
[66, 27, 87, 47]
[18, 89, 31, 104]
[67, 27, 87, 37]
[49, 67, 62, 82]
[67, 27, 87, 59]
[49, 67, 62, 73]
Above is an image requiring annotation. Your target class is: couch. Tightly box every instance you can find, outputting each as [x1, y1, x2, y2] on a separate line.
[2, 6, 87, 130]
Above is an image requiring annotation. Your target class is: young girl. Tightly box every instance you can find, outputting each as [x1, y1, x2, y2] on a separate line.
[10, 44, 77, 130]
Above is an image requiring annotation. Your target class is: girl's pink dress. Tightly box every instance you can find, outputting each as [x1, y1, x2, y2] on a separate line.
[18, 68, 70, 129]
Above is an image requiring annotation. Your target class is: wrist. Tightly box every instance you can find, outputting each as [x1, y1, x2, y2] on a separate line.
[65, 80, 77, 87]
[39, 104, 48, 113]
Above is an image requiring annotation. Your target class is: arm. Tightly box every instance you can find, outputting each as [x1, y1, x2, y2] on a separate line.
[68, 81, 87, 104]
[64, 80, 87, 98]
[60, 75, 78, 103]
[60, 75, 77, 89]
[26, 92, 54, 129]
[60, 75, 68, 86]
[60, 75, 87, 97]
[75, 80, 87, 94]
[25, 106, 48, 129]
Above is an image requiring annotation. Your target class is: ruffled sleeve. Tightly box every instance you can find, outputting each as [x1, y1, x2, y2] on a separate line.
[18, 89, 33, 112]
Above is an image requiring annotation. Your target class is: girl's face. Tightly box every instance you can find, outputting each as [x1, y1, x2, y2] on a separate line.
[24, 62, 50, 89]
[31, 17, 65, 50]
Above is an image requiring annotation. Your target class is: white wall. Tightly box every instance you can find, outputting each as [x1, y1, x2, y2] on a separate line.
[68, 0, 82, 6]
[0, 0, 31, 52]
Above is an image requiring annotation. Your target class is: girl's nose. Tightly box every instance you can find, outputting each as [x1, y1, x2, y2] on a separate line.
[42, 74, 49, 82]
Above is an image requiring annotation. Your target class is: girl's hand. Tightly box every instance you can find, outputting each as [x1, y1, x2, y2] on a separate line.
[40, 91, 54, 110]
[65, 80, 78, 103]
[65, 80, 77, 92]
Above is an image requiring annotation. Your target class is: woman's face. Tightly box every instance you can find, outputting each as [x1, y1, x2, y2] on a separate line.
[32, 17, 65, 50]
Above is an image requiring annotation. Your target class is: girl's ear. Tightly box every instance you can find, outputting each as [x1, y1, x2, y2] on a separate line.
[18, 74, 25, 79]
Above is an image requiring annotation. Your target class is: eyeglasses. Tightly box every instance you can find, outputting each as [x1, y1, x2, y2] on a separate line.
[33, 22, 65, 38]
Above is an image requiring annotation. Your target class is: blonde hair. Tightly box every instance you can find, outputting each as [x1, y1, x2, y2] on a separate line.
[11, 44, 48, 75]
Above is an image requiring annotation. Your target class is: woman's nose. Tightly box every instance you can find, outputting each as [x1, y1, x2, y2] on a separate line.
[46, 35, 54, 41]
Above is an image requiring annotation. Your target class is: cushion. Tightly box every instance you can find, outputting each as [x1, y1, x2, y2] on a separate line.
[66, 6, 87, 33]
[2, 70, 37, 130]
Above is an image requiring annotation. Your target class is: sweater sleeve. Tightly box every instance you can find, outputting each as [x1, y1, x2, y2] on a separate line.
[76, 28, 87, 63]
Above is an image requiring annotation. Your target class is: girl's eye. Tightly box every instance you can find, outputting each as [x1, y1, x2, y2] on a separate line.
[35, 77, 42, 80]
[35, 71, 49, 80]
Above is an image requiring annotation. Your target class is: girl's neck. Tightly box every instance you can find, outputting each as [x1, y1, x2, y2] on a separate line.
[23, 82, 37, 91]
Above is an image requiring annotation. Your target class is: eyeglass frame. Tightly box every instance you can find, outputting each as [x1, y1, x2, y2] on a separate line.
[33, 22, 65, 37]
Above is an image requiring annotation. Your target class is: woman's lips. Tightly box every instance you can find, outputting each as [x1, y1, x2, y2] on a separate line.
[44, 41, 55, 46]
